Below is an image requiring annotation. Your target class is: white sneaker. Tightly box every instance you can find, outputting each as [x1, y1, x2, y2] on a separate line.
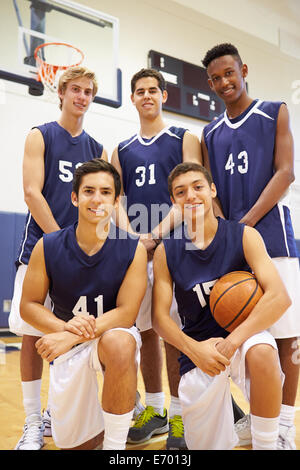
[15, 414, 45, 450]
[234, 414, 252, 446]
[42, 408, 52, 437]
[133, 391, 145, 419]
[277, 424, 296, 450]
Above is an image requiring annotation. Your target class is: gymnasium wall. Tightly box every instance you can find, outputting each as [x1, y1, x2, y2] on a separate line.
[0, 0, 300, 325]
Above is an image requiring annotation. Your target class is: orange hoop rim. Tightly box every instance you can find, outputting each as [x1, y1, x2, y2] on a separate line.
[34, 41, 84, 74]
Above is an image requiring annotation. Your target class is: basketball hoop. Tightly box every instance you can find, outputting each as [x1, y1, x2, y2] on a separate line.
[34, 42, 84, 94]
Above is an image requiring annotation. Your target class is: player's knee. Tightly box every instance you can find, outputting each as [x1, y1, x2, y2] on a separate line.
[99, 330, 136, 370]
[246, 344, 280, 379]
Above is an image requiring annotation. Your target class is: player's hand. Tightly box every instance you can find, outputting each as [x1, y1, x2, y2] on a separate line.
[191, 337, 231, 377]
[138, 233, 159, 260]
[36, 331, 79, 362]
[215, 337, 237, 360]
[64, 314, 97, 339]
[239, 214, 255, 227]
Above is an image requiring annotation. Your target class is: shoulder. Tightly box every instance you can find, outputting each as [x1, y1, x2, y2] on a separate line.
[32, 121, 58, 138]
[43, 226, 70, 245]
[253, 100, 285, 123]
[118, 134, 138, 153]
[220, 217, 245, 233]
[83, 131, 103, 149]
[163, 225, 186, 256]
[203, 113, 226, 140]
[167, 126, 187, 139]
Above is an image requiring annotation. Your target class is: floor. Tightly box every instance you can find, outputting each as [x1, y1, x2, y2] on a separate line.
[0, 333, 299, 451]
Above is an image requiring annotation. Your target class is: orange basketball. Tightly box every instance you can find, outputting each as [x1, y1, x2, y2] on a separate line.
[209, 271, 263, 332]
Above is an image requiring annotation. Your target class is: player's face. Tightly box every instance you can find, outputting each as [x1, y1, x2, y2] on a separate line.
[131, 77, 168, 119]
[72, 171, 117, 224]
[59, 77, 94, 116]
[171, 171, 216, 222]
[207, 55, 248, 105]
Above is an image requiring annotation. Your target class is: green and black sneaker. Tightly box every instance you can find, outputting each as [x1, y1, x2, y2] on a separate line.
[166, 415, 187, 450]
[127, 406, 169, 444]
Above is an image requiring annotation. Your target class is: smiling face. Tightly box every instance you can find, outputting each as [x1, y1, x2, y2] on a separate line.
[131, 76, 168, 120]
[72, 171, 118, 226]
[170, 170, 217, 224]
[58, 76, 94, 116]
[207, 54, 248, 106]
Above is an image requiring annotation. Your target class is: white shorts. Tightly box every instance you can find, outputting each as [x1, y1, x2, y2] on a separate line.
[50, 326, 141, 449]
[8, 264, 50, 337]
[178, 330, 283, 450]
[136, 261, 182, 332]
[269, 257, 300, 339]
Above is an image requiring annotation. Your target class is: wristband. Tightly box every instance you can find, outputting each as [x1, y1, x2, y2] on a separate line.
[151, 231, 162, 246]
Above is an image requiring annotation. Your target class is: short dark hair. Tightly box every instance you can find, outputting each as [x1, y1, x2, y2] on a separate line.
[72, 158, 121, 199]
[131, 68, 166, 93]
[168, 162, 213, 198]
[202, 43, 243, 69]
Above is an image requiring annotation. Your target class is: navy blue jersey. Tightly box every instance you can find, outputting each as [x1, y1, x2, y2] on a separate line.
[163, 218, 250, 376]
[43, 223, 139, 322]
[118, 126, 186, 233]
[204, 100, 297, 258]
[17, 121, 103, 266]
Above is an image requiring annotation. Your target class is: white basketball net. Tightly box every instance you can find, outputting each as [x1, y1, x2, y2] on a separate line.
[34, 42, 84, 97]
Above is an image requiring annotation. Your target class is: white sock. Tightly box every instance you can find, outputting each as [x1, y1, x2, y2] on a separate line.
[145, 392, 165, 416]
[169, 396, 182, 419]
[279, 404, 295, 428]
[21, 380, 42, 419]
[251, 414, 279, 450]
[102, 409, 133, 450]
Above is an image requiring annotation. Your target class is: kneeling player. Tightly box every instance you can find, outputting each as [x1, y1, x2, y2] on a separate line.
[152, 162, 291, 450]
[20, 159, 147, 450]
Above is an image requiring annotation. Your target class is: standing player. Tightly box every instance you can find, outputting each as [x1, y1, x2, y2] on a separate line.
[9, 66, 107, 450]
[111, 68, 202, 449]
[19, 158, 147, 450]
[201, 43, 300, 449]
[152, 162, 290, 450]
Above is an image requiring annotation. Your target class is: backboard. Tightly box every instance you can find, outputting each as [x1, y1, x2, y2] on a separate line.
[0, 0, 121, 107]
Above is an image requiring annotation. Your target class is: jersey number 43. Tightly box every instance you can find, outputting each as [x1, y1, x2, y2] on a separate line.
[225, 151, 248, 175]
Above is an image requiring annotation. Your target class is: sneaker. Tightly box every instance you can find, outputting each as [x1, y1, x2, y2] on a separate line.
[15, 414, 45, 450]
[42, 408, 52, 437]
[277, 424, 296, 450]
[166, 415, 187, 450]
[127, 406, 169, 444]
[234, 414, 252, 446]
[133, 391, 145, 420]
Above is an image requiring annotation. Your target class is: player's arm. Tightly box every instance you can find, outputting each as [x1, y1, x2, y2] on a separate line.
[100, 148, 108, 162]
[239, 104, 295, 226]
[35, 242, 148, 362]
[23, 128, 61, 233]
[20, 238, 66, 333]
[152, 243, 230, 376]
[182, 131, 202, 164]
[216, 226, 291, 359]
[201, 132, 224, 218]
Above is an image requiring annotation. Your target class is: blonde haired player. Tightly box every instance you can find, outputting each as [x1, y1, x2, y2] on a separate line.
[9, 66, 107, 450]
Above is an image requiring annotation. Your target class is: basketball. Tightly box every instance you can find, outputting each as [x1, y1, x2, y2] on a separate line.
[209, 271, 263, 332]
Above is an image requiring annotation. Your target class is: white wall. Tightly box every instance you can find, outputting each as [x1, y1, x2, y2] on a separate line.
[1, 0, 300, 234]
